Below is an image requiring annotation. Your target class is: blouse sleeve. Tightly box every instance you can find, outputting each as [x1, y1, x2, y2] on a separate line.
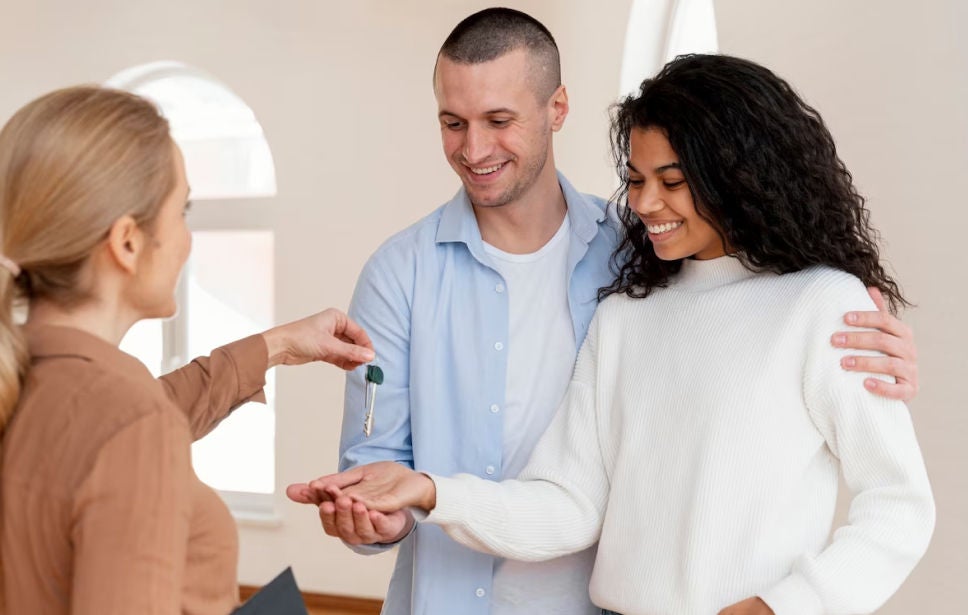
[157, 334, 268, 440]
[70, 409, 193, 615]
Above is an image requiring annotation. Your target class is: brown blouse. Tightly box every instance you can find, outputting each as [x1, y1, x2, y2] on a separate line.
[1, 325, 268, 614]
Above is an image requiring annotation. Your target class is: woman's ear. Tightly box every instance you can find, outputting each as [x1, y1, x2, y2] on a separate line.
[104, 215, 143, 275]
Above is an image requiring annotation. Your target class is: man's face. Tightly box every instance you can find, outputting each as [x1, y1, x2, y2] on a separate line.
[434, 48, 561, 209]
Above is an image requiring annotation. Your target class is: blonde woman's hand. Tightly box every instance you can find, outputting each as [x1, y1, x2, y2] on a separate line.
[261, 308, 375, 370]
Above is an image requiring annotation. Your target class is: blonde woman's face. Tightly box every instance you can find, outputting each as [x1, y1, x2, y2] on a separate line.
[133, 143, 192, 319]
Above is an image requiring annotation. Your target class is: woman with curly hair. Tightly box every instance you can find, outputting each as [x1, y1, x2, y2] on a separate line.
[291, 55, 935, 615]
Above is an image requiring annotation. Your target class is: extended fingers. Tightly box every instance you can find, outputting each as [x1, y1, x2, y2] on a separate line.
[840, 310, 915, 357]
[831, 330, 908, 359]
[841, 355, 917, 384]
[862, 376, 918, 401]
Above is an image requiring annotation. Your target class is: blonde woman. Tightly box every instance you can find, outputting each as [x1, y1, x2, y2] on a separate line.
[0, 86, 374, 613]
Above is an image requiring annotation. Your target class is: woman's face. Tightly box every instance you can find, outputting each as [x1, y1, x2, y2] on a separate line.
[626, 127, 726, 261]
[129, 143, 192, 319]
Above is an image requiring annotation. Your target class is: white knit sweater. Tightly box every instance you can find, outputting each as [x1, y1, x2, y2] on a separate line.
[425, 256, 935, 615]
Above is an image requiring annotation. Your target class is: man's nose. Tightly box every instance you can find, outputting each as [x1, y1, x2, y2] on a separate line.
[462, 124, 493, 165]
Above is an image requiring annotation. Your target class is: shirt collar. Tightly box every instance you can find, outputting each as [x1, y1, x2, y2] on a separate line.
[435, 170, 606, 249]
[25, 324, 149, 376]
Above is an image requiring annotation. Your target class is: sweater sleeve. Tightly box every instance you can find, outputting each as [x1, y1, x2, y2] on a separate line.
[157, 334, 268, 440]
[760, 272, 935, 615]
[423, 311, 610, 561]
[70, 409, 193, 615]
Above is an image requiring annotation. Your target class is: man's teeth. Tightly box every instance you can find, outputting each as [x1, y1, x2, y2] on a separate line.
[471, 163, 504, 175]
[647, 221, 683, 234]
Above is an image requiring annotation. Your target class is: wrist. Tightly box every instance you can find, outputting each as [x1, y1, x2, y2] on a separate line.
[381, 512, 416, 544]
[418, 473, 437, 511]
[261, 327, 292, 368]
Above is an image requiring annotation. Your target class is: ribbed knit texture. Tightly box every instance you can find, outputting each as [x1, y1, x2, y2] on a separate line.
[426, 256, 935, 615]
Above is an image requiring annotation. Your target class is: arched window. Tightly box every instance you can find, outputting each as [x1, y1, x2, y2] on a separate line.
[114, 63, 277, 514]
[106, 61, 276, 199]
[620, 0, 719, 97]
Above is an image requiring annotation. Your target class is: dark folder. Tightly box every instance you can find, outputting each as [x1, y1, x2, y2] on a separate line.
[231, 567, 308, 615]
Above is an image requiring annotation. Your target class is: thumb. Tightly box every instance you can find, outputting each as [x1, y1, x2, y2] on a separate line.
[285, 483, 315, 504]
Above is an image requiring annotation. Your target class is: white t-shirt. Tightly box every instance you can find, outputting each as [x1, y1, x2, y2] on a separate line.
[483, 215, 598, 615]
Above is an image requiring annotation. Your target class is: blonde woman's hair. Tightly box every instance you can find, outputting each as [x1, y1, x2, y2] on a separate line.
[0, 86, 175, 432]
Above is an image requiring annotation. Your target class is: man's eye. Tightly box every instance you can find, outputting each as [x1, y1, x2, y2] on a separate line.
[491, 119, 510, 127]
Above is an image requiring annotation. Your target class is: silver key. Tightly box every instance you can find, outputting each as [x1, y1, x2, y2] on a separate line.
[363, 365, 384, 437]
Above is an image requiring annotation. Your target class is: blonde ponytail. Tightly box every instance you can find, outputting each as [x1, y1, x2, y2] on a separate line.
[0, 86, 174, 429]
[0, 270, 25, 433]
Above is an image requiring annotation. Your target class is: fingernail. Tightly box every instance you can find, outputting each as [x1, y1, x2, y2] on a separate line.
[842, 357, 856, 368]
[832, 334, 846, 346]
[846, 312, 858, 324]
[865, 379, 878, 390]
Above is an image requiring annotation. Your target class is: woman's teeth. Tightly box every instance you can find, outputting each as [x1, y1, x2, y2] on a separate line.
[647, 221, 683, 234]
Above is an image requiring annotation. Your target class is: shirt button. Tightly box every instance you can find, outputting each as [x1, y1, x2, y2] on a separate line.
[495, 283, 505, 293]
[476, 588, 486, 598]
[490, 404, 500, 413]
[485, 465, 495, 475]
[494, 342, 504, 351]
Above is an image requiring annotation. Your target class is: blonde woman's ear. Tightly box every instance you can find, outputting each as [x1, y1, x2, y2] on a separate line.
[105, 214, 142, 275]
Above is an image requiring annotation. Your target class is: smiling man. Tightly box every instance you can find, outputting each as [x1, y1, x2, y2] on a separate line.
[299, 8, 921, 615]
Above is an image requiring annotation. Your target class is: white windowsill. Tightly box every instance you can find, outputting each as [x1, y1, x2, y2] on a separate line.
[218, 489, 282, 528]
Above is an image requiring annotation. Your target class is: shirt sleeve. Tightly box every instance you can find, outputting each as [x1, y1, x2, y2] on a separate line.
[760, 273, 935, 615]
[70, 409, 193, 615]
[157, 334, 268, 440]
[423, 311, 610, 561]
[337, 247, 417, 553]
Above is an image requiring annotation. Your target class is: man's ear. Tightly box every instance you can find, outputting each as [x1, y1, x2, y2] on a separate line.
[549, 85, 569, 132]
[105, 215, 143, 275]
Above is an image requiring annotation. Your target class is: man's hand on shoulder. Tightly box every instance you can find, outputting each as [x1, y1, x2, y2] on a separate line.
[833, 287, 919, 401]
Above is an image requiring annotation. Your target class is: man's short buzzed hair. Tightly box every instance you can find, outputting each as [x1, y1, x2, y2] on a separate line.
[437, 7, 562, 102]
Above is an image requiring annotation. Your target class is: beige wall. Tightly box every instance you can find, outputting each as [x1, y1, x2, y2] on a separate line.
[1, 0, 964, 610]
[715, 1, 968, 610]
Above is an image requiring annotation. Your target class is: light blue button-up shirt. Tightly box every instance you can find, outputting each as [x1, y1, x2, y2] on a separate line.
[339, 172, 621, 615]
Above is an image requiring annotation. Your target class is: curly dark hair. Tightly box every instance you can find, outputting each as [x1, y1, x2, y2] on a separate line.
[599, 54, 907, 313]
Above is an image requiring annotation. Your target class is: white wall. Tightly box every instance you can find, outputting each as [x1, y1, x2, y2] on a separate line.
[1, 0, 964, 610]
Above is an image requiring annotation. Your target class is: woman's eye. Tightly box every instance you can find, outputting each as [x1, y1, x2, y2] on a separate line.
[664, 180, 685, 188]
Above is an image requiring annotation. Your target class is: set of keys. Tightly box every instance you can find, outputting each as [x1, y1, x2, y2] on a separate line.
[363, 364, 384, 437]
